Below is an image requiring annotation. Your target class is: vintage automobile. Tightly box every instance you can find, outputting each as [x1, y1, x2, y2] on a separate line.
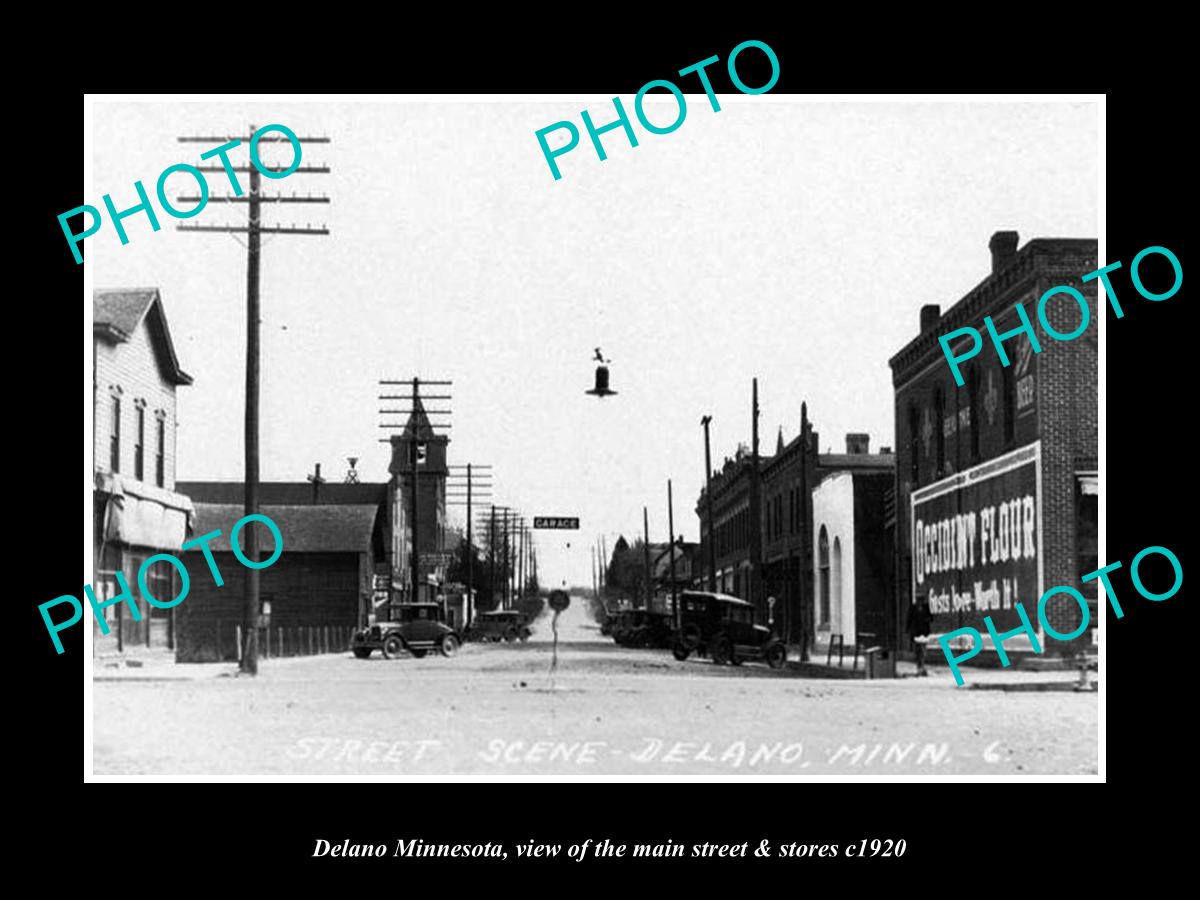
[671, 591, 787, 669]
[611, 609, 674, 648]
[462, 610, 532, 643]
[352, 602, 460, 659]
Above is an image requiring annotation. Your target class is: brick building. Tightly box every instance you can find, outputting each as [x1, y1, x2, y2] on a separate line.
[92, 288, 194, 654]
[387, 395, 449, 609]
[697, 403, 894, 655]
[888, 231, 1098, 658]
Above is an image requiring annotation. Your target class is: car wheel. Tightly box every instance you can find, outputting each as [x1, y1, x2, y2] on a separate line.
[672, 640, 691, 661]
[711, 636, 732, 666]
[409, 648, 428, 658]
[352, 647, 372, 659]
[382, 634, 405, 659]
[520, 629, 531, 642]
[765, 642, 787, 670]
[730, 647, 743, 666]
[504, 627, 518, 643]
[441, 635, 460, 657]
[680, 622, 703, 651]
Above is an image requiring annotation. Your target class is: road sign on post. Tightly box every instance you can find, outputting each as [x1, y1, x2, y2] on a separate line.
[534, 517, 580, 529]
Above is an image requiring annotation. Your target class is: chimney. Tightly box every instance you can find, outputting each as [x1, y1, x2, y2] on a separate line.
[920, 304, 941, 333]
[880, 446, 893, 455]
[989, 230, 1019, 274]
[846, 433, 870, 455]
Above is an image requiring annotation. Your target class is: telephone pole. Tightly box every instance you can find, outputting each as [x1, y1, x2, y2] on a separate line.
[447, 464, 493, 628]
[642, 507, 653, 609]
[701, 414, 717, 592]
[668, 478, 678, 625]
[177, 126, 330, 676]
[750, 378, 763, 616]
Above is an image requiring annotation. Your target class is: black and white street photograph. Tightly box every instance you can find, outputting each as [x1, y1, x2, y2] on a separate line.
[82, 94, 1102, 778]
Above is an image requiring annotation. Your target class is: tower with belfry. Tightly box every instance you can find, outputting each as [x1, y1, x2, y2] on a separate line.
[387, 395, 449, 606]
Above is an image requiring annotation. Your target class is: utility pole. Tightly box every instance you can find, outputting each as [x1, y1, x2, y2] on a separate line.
[750, 378, 763, 617]
[489, 506, 497, 608]
[379, 377, 452, 608]
[592, 544, 599, 607]
[642, 507, 653, 610]
[668, 482, 681, 622]
[701, 414, 717, 592]
[177, 126, 330, 676]
[447, 464, 493, 629]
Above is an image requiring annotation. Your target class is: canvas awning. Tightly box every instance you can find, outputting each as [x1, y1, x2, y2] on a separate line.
[97, 473, 194, 551]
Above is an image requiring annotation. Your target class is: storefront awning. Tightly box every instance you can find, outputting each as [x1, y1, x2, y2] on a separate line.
[97, 473, 194, 551]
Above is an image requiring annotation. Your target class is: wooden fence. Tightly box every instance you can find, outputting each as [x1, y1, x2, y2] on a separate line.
[233, 625, 355, 662]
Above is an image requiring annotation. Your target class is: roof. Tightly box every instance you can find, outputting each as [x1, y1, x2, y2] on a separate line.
[94, 288, 193, 385]
[189, 503, 379, 553]
[179, 481, 388, 506]
[817, 453, 896, 471]
[887, 237, 1097, 377]
[679, 590, 753, 607]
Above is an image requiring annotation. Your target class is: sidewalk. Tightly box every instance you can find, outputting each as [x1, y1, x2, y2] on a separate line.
[94, 648, 235, 682]
[784, 644, 1097, 691]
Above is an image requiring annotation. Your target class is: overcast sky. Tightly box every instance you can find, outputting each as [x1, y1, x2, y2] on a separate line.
[90, 97, 1098, 589]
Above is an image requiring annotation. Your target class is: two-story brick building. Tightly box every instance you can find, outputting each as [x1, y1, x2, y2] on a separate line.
[889, 231, 1098, 659]
[92, 288, 194, 653]
[697, 402, 894, 657]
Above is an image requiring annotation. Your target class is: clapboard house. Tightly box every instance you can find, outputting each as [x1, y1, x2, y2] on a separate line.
[174, 480, 390, 662]
[93, 288, 194, 654]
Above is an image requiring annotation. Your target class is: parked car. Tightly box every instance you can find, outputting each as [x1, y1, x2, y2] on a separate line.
[612, 609, 674, 648]
[671, 591, 787, 669]
[462, 610, 532, 643]
[352, 602, 460, 659]
[599, 612, 617, 637]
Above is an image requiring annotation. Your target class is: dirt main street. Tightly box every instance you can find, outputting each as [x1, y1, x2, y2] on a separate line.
[92, 600, 1099, 777]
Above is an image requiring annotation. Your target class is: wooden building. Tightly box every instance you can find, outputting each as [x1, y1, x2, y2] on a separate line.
[92, 288, 194, 654]
[174, 482, 389, 662]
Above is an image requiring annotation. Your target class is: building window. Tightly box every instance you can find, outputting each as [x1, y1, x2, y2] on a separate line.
[933, 386, 946, 475]
[967, 367, 981, 462]
[110, 395, 121, 473]
[1002, 363, 1016, 446]
[908, 403, 920, 486]
[832, 537, 843, 626]
[135, 404, 146, 481]
[818, 526, 830, 626]
[155, 415, 166, 488]
[1076, 474, 1098, 594]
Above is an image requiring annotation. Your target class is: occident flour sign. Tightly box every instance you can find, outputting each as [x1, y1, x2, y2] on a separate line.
[911, 441, 1043, 632]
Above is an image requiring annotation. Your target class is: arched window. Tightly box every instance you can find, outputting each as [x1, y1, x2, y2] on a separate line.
[818, 525, 830, 626]
[832, 537, 843, 628]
